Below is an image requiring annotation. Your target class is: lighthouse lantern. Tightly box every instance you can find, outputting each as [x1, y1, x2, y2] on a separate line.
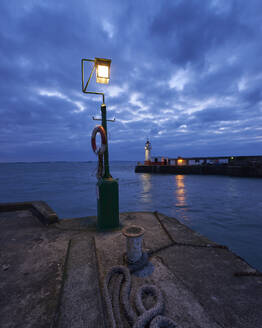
[144, 139, 152, 165]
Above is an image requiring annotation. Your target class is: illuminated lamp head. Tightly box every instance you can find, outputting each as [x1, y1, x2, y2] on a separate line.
[95, 58, 111, 84]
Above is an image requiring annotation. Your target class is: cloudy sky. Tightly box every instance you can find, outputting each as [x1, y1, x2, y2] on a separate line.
[1, 0, 262, 162]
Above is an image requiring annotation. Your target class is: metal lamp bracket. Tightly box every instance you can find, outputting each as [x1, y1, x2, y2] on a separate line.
[81, 58, 105, 104]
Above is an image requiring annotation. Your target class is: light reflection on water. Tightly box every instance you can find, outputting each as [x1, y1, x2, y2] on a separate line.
[174, 175, 189, 222]
[175, 175, 186, 207]
[139, 173, 152, 203]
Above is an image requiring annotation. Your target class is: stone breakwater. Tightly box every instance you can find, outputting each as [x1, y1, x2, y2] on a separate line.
[135, 164, 262, 177]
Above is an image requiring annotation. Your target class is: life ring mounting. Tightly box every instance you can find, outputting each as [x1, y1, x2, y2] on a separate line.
[91, 125, 107, 155]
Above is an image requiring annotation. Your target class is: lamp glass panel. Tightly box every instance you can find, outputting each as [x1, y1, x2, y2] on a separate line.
[97, 65, 109, 78]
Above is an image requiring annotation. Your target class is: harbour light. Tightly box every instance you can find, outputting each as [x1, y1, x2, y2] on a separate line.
[95, 58, 111, 84]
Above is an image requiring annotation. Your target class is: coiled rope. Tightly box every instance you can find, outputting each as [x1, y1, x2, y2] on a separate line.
[103, 265, 177, 327]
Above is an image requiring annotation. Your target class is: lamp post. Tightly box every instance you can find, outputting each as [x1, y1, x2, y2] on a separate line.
[81, 57, 119, 230]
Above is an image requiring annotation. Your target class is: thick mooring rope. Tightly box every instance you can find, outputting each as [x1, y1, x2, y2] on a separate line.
[103, 265, 176, 328]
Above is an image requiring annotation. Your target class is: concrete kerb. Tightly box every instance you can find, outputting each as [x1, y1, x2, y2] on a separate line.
[51, 239, 72, 328]
[0, 201, 59, 225]
[55, 236, 106, 328]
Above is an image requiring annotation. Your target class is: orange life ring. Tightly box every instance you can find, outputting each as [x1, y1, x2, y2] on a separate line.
[91, 125, 107, 155]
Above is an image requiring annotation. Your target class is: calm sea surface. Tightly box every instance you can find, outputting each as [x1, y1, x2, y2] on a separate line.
[0, 161, 261, 271]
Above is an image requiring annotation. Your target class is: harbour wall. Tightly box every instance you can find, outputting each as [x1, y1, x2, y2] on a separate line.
[2, 204, 262, 327]
[135, 164, 262, 177]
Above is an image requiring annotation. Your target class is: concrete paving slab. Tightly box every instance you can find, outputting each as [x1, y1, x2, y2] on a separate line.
[0, 204, 107, 328]
[95, 212, 222, 327]
[96, 211, 262, 328]
[132, 257, 222, 328]
[95, 212, 172, 282]
[156, 212, 218, 246]
[156, 244, 262, 328]
[0, 211, 68, 328]
[57, 236, 105, 328]
[94, 230, 125, 283]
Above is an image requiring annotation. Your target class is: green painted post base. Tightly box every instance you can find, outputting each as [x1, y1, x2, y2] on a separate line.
[97, 177, 119, 230]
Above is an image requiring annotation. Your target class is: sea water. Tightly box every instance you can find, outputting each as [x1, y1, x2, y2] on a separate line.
[0, 161, 261, 271]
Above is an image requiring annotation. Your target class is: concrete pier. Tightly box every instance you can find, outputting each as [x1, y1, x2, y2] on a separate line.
[135, 164, 262, 177]
[1, 201, 262, 327]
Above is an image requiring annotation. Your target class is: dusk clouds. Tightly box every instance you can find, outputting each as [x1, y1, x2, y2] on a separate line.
[0, 0, 262, 161]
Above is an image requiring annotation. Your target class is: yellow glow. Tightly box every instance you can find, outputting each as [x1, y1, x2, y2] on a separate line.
[177, 159, 183, 165]
[96, 64, 110, 84]
[95, 58, 111, 84]
[175, 175, 186, 208]
[97, 65, 109, 78]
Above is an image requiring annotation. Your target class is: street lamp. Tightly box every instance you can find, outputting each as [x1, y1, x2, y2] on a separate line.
[81, 57, 119, 231]
[95, 58, 111, 84]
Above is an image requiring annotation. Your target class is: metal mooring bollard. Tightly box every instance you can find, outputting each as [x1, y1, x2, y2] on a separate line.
[122, 225, 145, 263]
